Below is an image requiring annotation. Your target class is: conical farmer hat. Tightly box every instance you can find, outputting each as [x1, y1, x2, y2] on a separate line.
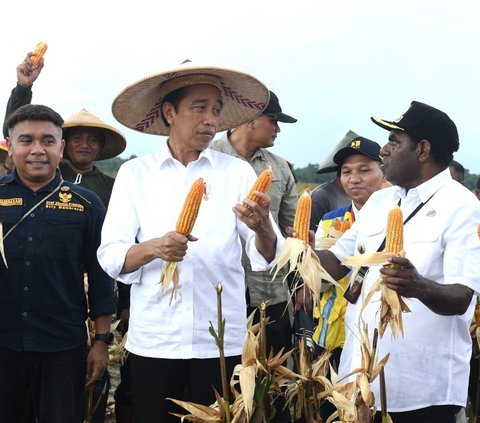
[63, 109, 127, 160]
[316, 130, 360, 174]
[111, 61, 270, 136]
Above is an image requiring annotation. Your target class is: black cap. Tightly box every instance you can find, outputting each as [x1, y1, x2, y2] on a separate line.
[371, 101, 459, 155]
[263, 91, 297, 123]
[316, 130, 359, 174]
[333, 136, 382, 166]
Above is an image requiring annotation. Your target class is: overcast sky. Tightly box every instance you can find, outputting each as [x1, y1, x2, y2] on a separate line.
[2, 0, 479, 172]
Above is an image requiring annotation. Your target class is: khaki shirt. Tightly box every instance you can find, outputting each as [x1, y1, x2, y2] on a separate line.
[210, 132, 298, 306]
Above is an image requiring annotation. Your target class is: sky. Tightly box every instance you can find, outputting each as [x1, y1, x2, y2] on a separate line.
[2, 0, 480, 172]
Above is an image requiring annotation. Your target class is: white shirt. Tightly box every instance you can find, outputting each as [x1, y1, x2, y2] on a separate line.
[97, 142, 283, 359]
[331, 169, 480, 411]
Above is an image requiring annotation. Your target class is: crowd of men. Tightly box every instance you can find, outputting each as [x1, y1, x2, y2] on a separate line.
[1, 48, 480, 423]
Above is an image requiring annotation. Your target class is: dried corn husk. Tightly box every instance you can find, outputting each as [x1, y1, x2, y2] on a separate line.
[0, 221, 7, 268]
[272, 237, 340, 308]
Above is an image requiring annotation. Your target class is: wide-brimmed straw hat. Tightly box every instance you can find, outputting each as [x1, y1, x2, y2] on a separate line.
[0, 139, 7, 153]
[62, 109, 127, 160]
[0, 139, 8, 165]
[111, 61, 270, 136]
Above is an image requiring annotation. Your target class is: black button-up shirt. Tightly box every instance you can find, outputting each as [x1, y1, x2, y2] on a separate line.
[0, 170, 116, 352]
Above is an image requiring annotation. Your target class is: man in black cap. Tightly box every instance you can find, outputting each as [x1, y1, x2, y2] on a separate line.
[210, 90, 298, 423]
[305, 101, 480, 423]
[309, 130, 355, 233]
[312, 136, 385, 421]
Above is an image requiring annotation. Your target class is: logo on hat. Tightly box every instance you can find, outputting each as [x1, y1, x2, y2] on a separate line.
[393, 115, 403, 123]
[351, 140, 361, 148]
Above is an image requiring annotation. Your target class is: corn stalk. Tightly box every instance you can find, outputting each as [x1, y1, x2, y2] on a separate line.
[208, 282, 231, 423]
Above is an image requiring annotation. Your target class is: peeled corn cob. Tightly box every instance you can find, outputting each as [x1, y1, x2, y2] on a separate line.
[340, 219, 352, 233]
[379, 206, 410, 337]
[31, 42, 48, 67]
[385, 207, 403, 253]
[333, 218, 342, 232]
[160, 178, 207, 304]
[245, 167, 272, 209]
[175, 178, 206, 235]
[293, 191, 311, 245]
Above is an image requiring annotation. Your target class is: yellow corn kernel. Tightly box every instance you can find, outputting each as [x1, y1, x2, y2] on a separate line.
[31, 42, 48, 67]
[340, 219, 352, 233]
[245, 167, 273, 209]
[385, 206, 404, 253]
[293, 191, 311, 245]
[175, 178, 206, 235]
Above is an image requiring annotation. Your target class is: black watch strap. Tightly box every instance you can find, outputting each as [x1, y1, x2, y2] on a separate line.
[94, 332, 114, 345]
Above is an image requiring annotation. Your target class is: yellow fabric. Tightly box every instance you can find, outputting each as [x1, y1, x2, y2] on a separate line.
[312, 210, 352, 349]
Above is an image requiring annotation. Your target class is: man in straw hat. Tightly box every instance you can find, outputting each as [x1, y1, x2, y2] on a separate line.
[0, 139, 14, 177]
[98, 61, 283, 422]
[60, 109, 126, 206]
[302, 101, 480, 423]
[210, 89, 298, 422]
[3, 52, 127, 206]
[0, 104, 116, 423]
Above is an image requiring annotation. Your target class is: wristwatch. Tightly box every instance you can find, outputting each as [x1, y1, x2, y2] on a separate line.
[94, 332, 114, 345]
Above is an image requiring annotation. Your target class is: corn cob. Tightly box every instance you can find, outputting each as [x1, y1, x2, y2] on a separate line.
[477, 223, 480, 240]
[333, 218, 342, 231]
[31, 42, 48, 67]
[385, 207, 403, 253]
[293, 191, 311, 245]
[175, 178, 206, 235]
[379, 206, 409, 337]
[340, 219, 352, 233]
[245, 167, 273, 209]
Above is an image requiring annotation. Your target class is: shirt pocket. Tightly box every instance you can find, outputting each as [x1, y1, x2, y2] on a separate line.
[356, 219, 385, 254]
[404, 218, 442, 275]
[0, 207, 23, 252]
[41, 210, 85, 258]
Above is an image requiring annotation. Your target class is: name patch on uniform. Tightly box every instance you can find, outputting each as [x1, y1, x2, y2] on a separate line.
[45, 201, 84, 212]
[0, 198, 23, 206]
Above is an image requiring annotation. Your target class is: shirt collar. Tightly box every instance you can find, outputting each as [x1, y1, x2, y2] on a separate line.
[7, 168, 63, 193]
[155, 139, 216, 169]
[223, 131, 266, 163]
[393, 167, 452, 204]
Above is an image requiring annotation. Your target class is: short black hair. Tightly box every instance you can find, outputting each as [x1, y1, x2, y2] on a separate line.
[6, 104, 64, 136]
[449, 160, 465, 177]
[408, 133, 453, 168]
[160, 86, 191, 128]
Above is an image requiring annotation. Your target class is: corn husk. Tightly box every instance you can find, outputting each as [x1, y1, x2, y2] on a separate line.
[159, 261, 180, 304]
[0, 221, 7, 268]
[341, 250, 411, 338]
[272, 237, 340, 308]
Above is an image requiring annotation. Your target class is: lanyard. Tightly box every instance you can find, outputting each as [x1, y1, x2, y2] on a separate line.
[376, 191, 436, 253]
[3, 179, 64, 240]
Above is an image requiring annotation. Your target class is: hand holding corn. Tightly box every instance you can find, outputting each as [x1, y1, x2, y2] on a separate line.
[234, 167, 273, 230]
[31, 41, 48, 67]
[160, 178, 207, 303]
[380, 255, 424, 298]
[16, 51, 45, 88]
